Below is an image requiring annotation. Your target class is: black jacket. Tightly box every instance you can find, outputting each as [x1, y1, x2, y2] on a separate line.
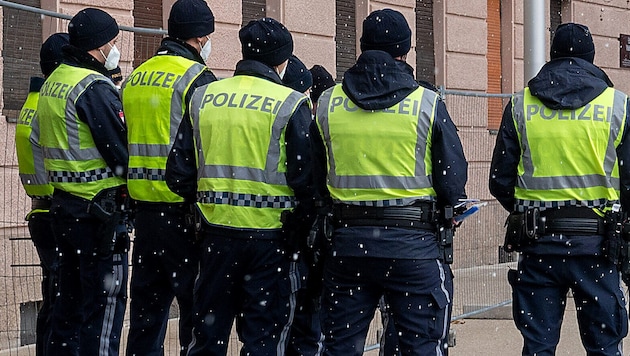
[165, 59, 315, 238]
[490, 58, 630, 211]
[489, 58, 630, 255]
[310, 50, 468, 259]
[52, 45, 129, 218]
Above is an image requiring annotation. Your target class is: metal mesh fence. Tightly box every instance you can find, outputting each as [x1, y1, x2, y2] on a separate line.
[440, 90, 515, 321]
[0, 1, 515, 354]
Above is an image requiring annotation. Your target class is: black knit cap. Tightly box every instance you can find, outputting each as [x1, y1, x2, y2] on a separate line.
[168, 0, 215, 39]
[239, 18, 293, 67]
[68, 8, 119, 51]
[551, 23, 595, 63]
[40, 33, 69, 76]
[360, 8, 411, 58]
[309, 65, 335, 103]
[283, 55, 313, 93]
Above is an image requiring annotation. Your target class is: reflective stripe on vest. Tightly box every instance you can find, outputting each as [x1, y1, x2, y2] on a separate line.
[512, 87, 627, 210]
[123, 56, 206, 202]
[315, 85, 438, 207]
[16, 91, 53, 197]
[191, 76, 307, 229]
[38, 64, 124, 201]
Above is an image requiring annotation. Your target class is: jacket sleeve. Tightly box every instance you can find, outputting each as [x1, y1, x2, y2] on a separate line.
[164, 72, 217, 202]
[309, 119, 331, 203]
[489, 101, 519, 211]
[616, 99, 630, 210]
[75, 80, 128, 178]
[184, 70, 217, 107]
[431, 99, 468, 208]
[285, 102, 316, 207]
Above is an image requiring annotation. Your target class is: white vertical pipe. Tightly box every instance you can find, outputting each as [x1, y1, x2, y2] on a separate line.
[524, 0, 546, 82]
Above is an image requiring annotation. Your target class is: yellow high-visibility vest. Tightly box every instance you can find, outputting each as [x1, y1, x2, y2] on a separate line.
[315, 85, 438, 206]
[191, 75, 308, 229]
[122, 55, 206, 203]
[16, 89, 53, 198]
[511, 87, 627, 210]
[38, 64, 125, 201]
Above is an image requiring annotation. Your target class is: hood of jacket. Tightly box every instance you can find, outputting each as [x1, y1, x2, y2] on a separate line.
[341, 50, 418, 110]
[527, 57, 614, 110]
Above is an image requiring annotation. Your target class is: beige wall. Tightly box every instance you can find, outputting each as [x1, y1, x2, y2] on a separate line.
[569, 0, 630, 94]
[4, 0, 630, 348]
[200, 0, 337, 78]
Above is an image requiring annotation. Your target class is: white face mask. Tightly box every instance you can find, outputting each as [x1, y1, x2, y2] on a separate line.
[200, 36, 212, 62]
[101, 44, 121, 71]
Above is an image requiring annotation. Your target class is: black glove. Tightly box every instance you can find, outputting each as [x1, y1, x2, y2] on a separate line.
[281, 202, 316, 260]
[302, 204, 333, 307]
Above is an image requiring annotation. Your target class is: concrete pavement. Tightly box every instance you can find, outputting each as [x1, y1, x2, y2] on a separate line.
[449, 296, 597, 355]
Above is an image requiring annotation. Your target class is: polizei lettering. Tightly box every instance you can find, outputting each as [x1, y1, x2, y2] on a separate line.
[329, 96, 422, 116]
[18, 108, 36, 126]
[200, 92, 283, 114]
[526, 103, 612, 122]
[127, 70, 182, 89]
[39, 81, 74, 100]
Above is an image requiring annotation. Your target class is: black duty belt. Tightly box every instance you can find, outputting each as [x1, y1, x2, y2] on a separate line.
[539, 207, 604, 235]
[332, 203, 436, 230]
[541, 217, 604, 235]
[31, 197, 52, 210]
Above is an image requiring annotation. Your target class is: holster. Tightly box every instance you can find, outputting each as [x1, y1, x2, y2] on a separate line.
[503, 211, 528, 253]
[308, 207, 334, 250]
[603, 209, 626, 267]
[304, 205, 334, 309]
[281, 206, 315, 261]
[87, 187, 124, 256]
[438, 206, 455, 264]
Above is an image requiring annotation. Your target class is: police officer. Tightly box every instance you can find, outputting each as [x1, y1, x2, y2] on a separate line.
[281, 54, 325, 356]
[37, 8, 129, 356]
[15, 32, 68, 356]
[311, 8, 467, 355]
[489, 23, 630, 355]
[121, 0, 217, 354]
[308, 65, 335, 116]
[166, 17, 314, 355]
[284, 55, 313, 97]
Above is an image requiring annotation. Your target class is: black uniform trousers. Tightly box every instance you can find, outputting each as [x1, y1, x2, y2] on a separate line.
[509, 254, 627, 356]
[379, 295, 401, 356]
[321, 256, 453, 356]
[286, 258, 325, 356]
[187, 232, 297, 356]
[47, 213, 128, 356]
[28, 210, 57, 356]
[126, 204, 199, 356]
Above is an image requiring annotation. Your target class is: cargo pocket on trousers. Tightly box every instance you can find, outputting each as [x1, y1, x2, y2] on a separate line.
[426, 288, 450, 340]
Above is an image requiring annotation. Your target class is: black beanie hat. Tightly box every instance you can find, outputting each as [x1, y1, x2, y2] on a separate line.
[309, 65, 335, 103]
[283, 55, 313, 93]
[551, 23, 595, 63]
[68, 8, 119, 51]
[168, 0, 215, 39]
[360, 8, 412, 58]
[40, 33, 69, 76]
[239, 18, 293, 67]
